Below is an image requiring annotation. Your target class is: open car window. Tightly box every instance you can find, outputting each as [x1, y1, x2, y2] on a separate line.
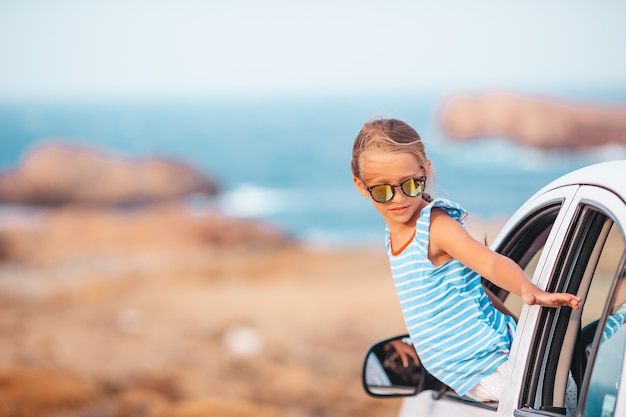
[487, 202, 562, 318]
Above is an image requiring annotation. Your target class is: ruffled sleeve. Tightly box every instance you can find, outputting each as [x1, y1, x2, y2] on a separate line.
[428, 198, 468, 225]
[412, 198, 468, 256]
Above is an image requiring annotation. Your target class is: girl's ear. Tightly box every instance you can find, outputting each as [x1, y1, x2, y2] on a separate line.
[353, 176, 369, 198]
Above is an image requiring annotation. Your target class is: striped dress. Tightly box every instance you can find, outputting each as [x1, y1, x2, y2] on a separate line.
[386, 198, 516, 396]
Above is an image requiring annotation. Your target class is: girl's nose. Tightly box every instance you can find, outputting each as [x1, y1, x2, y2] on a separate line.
[390, 185, 406, 202]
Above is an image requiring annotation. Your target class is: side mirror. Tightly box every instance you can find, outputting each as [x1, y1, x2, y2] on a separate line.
[362, 334, 449, 398]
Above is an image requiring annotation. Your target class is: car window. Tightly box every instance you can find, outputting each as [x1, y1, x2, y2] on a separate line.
[581, 258, 626, 417]
[519, 200, 626, 417]
[582, 224, 624, 327]
[490, 202, 561, 319]
[505, 248, 544, 318]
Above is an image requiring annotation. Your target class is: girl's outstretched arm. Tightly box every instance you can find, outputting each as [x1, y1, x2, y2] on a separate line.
[429, 208, 581, 310]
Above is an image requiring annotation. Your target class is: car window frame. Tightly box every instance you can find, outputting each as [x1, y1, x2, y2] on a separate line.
[574, 185, 626, 417]
[511, 185, 626, 417]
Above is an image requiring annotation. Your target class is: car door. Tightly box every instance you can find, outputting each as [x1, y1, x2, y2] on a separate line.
[490, 184, 626, 417]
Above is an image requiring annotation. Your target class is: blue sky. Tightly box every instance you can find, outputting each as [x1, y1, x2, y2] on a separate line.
[1, 0, 626, 99]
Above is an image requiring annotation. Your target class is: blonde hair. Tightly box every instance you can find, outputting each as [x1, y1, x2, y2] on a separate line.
[351, 118, 433, 201]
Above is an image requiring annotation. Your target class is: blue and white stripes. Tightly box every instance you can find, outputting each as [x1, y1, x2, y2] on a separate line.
[386, 198, 516, 396]
[602, 301, 626, 343]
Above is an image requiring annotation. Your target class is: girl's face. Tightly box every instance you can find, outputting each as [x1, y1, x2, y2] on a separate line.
[353, 149, 428, 231]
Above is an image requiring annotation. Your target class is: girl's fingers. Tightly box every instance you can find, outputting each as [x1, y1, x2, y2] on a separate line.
[547, 293, 581, 309]
[529, 292, 582, 309]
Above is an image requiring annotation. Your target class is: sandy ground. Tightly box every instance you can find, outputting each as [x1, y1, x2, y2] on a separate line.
[0, 204, 504, 417]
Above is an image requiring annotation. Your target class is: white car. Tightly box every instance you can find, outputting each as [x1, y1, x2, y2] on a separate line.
[362, 160, 626, 417]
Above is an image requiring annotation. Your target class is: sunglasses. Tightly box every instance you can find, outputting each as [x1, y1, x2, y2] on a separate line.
[365, 176, 427, 203]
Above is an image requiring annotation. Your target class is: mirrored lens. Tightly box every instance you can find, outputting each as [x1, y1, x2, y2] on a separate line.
[401, 178, 424, 197]
[370, 185, 393, 203]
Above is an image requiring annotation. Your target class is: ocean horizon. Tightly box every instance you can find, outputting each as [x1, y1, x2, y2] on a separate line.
[2, 90, 626, 246]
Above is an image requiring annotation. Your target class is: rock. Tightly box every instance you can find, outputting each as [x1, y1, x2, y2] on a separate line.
[0, 202, 293, 265]
[0, 141, 218, 206]
[0, 245, 400, 417]
[114, 388, 171, 417]
[439, 91, 626, 149]
[0, 367, 105, 417]
[158, 398, 278, 417]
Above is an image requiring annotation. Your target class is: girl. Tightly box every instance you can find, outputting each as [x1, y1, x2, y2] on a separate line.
[351, 118, 581, 402]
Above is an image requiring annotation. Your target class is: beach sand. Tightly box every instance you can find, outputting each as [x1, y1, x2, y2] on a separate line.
[0, 203, 504, 417]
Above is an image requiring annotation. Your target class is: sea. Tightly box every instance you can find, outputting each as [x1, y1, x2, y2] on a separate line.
[1, 89, 626, 247]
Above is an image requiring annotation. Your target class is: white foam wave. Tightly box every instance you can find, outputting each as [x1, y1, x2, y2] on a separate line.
[216, 183, 303, 217]
[215, 183, 363, 218]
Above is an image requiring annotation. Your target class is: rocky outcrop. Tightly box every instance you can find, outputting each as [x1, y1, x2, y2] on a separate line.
[0, 367, 103, 417]
[440, 91, 626, 149]
[159, 398, 279, 417]
[0, 141, 293, 266]
[0, 219, 398, 417]
[0, 367, 278, 417]
[0, 141, 218, 206]
[0, 202, 293, 265]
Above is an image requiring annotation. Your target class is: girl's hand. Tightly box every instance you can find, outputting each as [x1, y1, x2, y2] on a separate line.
[522, 288, 582, 310]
